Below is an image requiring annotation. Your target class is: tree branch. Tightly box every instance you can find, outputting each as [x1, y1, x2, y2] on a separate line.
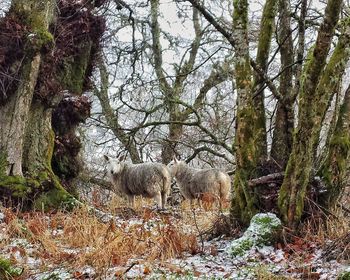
[248, 172, 284, 187]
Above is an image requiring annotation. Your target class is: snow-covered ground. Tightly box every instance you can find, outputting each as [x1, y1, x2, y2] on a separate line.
[0, 204, 348, 280]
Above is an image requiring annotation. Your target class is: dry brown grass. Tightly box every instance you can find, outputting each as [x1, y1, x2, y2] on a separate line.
[280, 206, 350, 265]
[301, 207, 350, 244]
[1, 200, 205, 278]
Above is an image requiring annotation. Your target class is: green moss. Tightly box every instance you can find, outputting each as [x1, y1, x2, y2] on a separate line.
[31, 29, 54, 48]
[338, 269, 350, 280]
[0, 158, 75, 210]
[318, 134, 350, 207]
[228, 213, 282, 257]
[231, 105, 260, 224]
[0, 150, 8, 176]
[0, 176, 30, 197]
[247, 213, 282, 244]
[233, 0, 249, 28]
[46, 129, 55, 168]
[229, 236, 254, 256]
[34, 186, 77, 211]
[0, 257, 23, 279]
[59, 42, 92, 94]
[231, 169, 259, 224]
[255, 0, 277, 69]
[12, 1, 55, 49]
[329, 135, 350, 154]
[0, 150, 33, 197]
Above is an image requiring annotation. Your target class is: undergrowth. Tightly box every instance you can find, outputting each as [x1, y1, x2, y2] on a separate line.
[1, 196, 220, 279]
[0, 193, 348, 279]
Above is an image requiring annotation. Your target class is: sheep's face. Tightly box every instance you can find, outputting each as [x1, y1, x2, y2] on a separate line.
[168, 158, 185, 177]
[104, 155, 123, 179]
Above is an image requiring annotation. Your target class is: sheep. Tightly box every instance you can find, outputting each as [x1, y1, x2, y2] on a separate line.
[168, 158, 231, 209]
[104, 155, 171, 209]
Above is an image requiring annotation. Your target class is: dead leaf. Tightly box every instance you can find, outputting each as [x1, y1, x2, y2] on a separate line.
[143, 266, 151, 275]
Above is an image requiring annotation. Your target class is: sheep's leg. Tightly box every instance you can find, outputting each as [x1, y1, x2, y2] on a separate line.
[161, 192, 167, 209]
[128, 195, 135, 208]
[197, 197, 202, 208]
[155, 191, 162, 209]
[190, 199, 194, 209]
[218, 197, 223, 212]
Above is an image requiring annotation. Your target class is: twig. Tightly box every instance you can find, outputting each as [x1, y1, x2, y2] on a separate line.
[122, 261, 138, 275]
[192, 208, 205, 254]
[337, 202, 350, 215]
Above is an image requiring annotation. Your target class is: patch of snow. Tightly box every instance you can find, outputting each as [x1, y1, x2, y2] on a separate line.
[227, 213, 282, 257]
[29, 268, 72, 280]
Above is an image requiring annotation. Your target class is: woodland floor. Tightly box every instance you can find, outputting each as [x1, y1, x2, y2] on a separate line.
[0, 186, 349, 280]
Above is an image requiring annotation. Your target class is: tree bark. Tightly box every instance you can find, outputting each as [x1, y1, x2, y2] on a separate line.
[312, 21, 350, 159]
[0, 0, 54, 176]
[230, 0, 259, 224]
[0, 0, 104, 209]
[270, 0, 295, 170]
[278, 0, 343, 227]
[0, 55, 42, 176]
[318, 84, 350, 208]
[252, 0, 277, 172]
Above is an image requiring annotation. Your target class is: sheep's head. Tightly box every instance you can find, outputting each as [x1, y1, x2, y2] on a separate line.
[103, 155, 123, 179]
[167, 157, 185, 177]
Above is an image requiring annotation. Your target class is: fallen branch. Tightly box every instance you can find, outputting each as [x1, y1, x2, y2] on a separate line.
[248, 172, 284, 187]
[78, 173, 114, 190]
[88, 177, 113, 190]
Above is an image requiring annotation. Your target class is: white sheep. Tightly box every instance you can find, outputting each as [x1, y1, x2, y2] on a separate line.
[104, 155, 171, 209]
[168, 158, 231, 208]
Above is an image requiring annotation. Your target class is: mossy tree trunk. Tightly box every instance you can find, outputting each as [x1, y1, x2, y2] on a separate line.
[251, 0, 277, 173]
[312, 21, 350, 159]
[231, 0, 278, 224]
[0, 0, 104, 210]
[187, 0, 349, 227]
[270, 0, 295, 170]
[0, 0, 68, 208]
[0, 0, 54, 176]
[22, 100, 71, 210]
[278, 0, 343, 227]
[230, 0, 259, 225]
[318, 84, 350, 208]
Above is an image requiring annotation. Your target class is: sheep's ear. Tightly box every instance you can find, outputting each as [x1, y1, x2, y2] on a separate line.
[173, 156, 179, 163]
[103, 155, 109, 162]
[118, 155, 126, 162]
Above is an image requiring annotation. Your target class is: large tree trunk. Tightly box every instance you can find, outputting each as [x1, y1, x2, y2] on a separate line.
[22, 100, 71, 210]
[0, 56, 42, 176]
[0, 0, 65, 208]
[270, 0, 295, 170]
[312, 22, 350, 160]
[0, 0, 54, 176]
[318, 84, 350, 208]
[230, 0, 259, 224]
[0, 0, 105, 209]
[251, 0, 277, 173]
[278, 0, 343, 227]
